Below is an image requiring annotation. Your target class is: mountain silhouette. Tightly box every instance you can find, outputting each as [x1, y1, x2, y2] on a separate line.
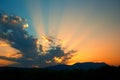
[0, 62, 119, 80]
[45, 62, 108, 70]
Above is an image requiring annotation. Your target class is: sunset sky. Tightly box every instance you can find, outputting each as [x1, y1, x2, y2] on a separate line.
[0, 0, 120, 67]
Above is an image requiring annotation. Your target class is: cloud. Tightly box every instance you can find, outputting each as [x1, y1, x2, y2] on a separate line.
[0, 40, 22, 59]
[0, 12, 76, 68]
[0, 59, 18, 67]
[0, 39, 10, 46]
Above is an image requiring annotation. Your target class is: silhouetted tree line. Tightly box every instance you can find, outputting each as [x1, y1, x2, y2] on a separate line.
[0, 65, 120, 80]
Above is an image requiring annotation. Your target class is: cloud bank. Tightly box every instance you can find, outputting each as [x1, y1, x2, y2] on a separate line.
[0, 12, 76, 68]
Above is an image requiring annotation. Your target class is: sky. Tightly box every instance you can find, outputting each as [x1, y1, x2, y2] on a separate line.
[0, 0, 120, 67]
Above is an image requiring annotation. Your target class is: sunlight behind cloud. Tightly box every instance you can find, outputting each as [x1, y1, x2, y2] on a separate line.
[25, 0, 120, 66]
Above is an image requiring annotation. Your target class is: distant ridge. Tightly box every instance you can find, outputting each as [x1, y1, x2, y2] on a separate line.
[45, 62, 109, 70]
[0, 62, 119, 80]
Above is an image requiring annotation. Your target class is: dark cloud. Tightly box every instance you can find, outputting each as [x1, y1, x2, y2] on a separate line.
[0, 12, 76, 68]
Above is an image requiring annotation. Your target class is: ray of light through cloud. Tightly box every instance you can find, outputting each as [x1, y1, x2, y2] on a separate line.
[24, 0, 120, 66]
[26, 0, 45, 38]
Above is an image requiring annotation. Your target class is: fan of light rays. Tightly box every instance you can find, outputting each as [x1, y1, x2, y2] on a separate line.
[25, 0, 97, 64]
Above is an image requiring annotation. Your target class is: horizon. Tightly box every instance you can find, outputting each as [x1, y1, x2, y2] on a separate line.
[0, 62, 113, 68]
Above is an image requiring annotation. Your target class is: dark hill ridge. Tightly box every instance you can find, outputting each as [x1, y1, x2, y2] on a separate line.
[0, 62, 120, 80]
[0, 62, 108, 70]
[45, 62, 108, 70]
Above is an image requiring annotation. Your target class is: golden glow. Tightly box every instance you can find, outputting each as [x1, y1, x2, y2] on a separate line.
[54, 57, 63, 63]
[22, 23, 29, 29]
[0, 40, 10, 46]
[40, 35, 51, 53]
[66, 33, 120, 66]
[0, 40, 22, 59]
[0, 59, 17, 67]
[5, 53, 22, 59]
[26, 1, 120, 66]
[0, 40, 21, 66]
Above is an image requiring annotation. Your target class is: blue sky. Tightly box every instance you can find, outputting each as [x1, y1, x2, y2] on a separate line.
[0, 0, 120, 36]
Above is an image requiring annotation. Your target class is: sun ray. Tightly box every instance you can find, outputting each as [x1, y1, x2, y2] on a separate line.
[56, 3, 94, 50]
[26, 0, 45, 37]
[48, 0, 65, 37]
[24, 0, 120, 66]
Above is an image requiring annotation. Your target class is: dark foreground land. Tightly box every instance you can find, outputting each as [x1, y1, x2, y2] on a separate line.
[0, 66, 120, 80]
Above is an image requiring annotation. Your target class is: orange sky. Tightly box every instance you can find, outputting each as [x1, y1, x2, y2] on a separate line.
[26, 0, 120, 66]
[0, 40, 22, 66]
[66, 35, 120, 66]
[0, 59, 17, 67]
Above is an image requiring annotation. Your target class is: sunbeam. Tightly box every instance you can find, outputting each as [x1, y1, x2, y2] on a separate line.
[26, 0, 45, 37]
[25, 0, 120, 66]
